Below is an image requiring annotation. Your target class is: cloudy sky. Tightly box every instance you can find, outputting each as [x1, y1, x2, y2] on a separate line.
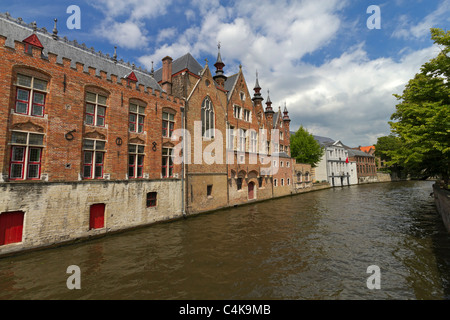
[2, 0, 449, 146]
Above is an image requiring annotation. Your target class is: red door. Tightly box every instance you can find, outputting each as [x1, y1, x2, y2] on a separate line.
[89, 204, 105, 230]
[0, 211, 25, 246]
[248, 182, 255, 200]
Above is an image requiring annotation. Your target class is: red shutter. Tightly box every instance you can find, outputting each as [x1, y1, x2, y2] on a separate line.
[0, 211, 25, 246]
[89, 204, 105, 230]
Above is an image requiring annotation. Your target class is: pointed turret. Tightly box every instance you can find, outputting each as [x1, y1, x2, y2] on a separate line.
[265, 89, 274, 114]
[282, 104, 291, 122]
[213, 42, 227, 88]
[252, 70, 264, 104]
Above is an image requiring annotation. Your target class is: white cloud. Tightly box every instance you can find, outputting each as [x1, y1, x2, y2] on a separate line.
[98, 19, 148, 49]
[392, 0, 450, 40]
[285, 45, 439, 146]
[90, 0, 441, 146]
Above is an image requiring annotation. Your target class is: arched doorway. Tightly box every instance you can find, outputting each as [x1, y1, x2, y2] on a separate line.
[248, 181, 255, 200]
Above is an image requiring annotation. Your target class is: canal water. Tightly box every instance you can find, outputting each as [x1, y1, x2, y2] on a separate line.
[1, 180, 450, 300]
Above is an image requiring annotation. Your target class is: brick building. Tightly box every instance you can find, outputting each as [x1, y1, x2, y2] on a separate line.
[347, 148, 377, 184]
[154, 46, 297, 214]
[0, 14, 184, 255]
[0, 14, 297, 255]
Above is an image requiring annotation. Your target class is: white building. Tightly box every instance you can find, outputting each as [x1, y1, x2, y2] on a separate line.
[314, 136, 354, 187]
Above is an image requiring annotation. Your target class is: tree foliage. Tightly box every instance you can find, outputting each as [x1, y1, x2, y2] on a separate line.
[290, 126, 324, 167]
[389, 28, 450, 184]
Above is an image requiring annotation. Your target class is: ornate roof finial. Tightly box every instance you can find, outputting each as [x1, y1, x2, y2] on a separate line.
[113, 46, 117, 62]
[32, 21, 37, 33]
[151, 61, 154, 76]
[52, 18, 58, 40]
[254, 70, 261, 90]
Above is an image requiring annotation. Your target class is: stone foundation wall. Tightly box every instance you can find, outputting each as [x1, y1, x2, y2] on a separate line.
[0, 179, 182, 256]
[433, 183, 450, 233]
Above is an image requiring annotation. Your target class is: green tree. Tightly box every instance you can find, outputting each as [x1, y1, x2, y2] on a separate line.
[374, 135, 405, 177]
[290, 126, 324, 167]
[389, 28, 450, 185]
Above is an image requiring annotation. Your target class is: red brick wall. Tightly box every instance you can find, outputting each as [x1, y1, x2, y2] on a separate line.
[0, 39, 184, 182]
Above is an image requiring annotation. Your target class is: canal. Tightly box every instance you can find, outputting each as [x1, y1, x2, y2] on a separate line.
[1, 180, 450, 300]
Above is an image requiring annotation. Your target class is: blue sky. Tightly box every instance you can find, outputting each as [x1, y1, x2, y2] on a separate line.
[1, 0, 449, 147]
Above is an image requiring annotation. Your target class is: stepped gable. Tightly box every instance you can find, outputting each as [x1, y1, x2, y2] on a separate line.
[153, 53, 204, 83]
[0, 12, 162, 92]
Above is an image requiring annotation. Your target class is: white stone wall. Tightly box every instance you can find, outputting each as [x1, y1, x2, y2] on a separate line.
[349, 162, 358, 185]
[0, 180, 182, 256]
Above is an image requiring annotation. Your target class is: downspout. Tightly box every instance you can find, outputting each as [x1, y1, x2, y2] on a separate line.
[181, 99, 187, 218]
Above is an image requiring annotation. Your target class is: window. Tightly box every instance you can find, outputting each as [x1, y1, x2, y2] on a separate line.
[281, 179, 284, 186]
[83, 139, 106, 179]
[243, 109, 251, 122]
[207, 185, 213, 197]
[146, 192, 157, 207]
[258, 177, 263, 188]
[274, 179, 278, 187]
[287, 161, 290, 167]
[280, 132, 283, 140]
[128, 144, 145, 179]
[273, 160, 277, 167]
[227, 126, 235, 150]
[129, 103, 145, 133]
[234, 105, 241, 119]
[162, 112, 175, 138]
[85, 92, 107, 127]
[9, 131, 44, 180]
[287, 178, 290, 186]
[201, 98, 214, 138]
[239, 129, 246, 152]
[162, 147, 174, 178]
[297, 173, 302, 182]
[280, 161, 283, 167]
[250, 131, 257, 153]
[236, 178, 243, 190]
[273, 143, 279, 153]
[15, 74, 47, 117]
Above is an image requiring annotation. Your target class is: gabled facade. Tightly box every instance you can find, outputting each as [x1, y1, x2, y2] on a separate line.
[154, 47, 297, 213]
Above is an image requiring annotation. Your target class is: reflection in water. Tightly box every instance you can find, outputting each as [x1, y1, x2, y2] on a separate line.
[0, 181, 449, 299]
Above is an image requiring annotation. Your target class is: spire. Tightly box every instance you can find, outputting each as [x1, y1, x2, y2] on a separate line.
[265, 89, 274, 114]
[252, 70, 264, 103]
[213, 41, 227, 87]
[283, 103, 291, 122]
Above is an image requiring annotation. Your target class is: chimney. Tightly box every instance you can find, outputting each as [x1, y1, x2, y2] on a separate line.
[161, 56, 173, 95]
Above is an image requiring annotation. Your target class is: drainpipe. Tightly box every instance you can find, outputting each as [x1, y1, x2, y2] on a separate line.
[181, 100, 187, 218]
